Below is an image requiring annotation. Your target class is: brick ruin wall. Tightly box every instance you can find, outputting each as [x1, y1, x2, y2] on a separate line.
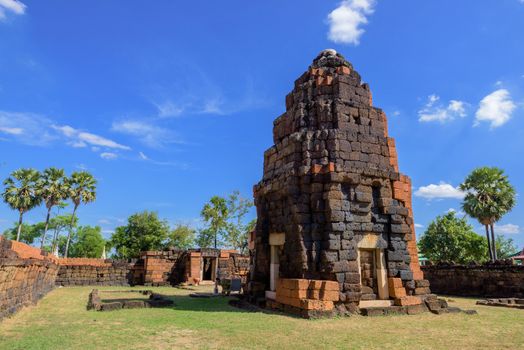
[250, 50, 427, 315]
[422, 264, 524, 298]
[141, 249, 250, 286]
[56, 258, 143, 287]
[0, 236, 58, 321]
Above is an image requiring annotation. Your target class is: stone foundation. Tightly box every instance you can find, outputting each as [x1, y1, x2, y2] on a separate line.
[266, 278, 339, 318]
[87, 289, 174, 311]
[422, 264, 524, 298]
[0, 235, 58, 321]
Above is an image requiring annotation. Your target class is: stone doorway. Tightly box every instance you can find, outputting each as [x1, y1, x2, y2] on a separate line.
[357, 234, 390, 305]
[266, 233, 285, 300]
[359, 249, 378, 300]
[201, 257, 216, 282]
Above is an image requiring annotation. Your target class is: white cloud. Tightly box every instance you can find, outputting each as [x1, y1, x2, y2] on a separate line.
[0, 0, 26, 21]
[112, 120, 183, 148]
[0, 126, 23, 135]
[53, 125, 130, 150]
[474, 89, 516, 128]
[447, 208, 465, 216]
[414, 223, 424, 229]
[495, 224, 520, 235]
[418, 95, 467, 123]
[0, 112, 56, 145]
[327, 0, 376, 45]
[138, 151, 149, 160]
[100, 152, 118, 160]
[414, 182, 465, 200]
[137, 151, 189, 169]
[154, 101, 184, 118]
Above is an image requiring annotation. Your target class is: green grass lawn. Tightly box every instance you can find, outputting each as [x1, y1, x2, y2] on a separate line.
[1, 286, 523, 350]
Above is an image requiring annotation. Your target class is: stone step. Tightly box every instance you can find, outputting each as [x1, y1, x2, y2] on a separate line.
[359, 299, 393, 308]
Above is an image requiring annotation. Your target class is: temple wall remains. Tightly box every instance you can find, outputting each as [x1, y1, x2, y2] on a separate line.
[422, 264, 524, 298]
[56, 258, 143, 287]
[0, 234, 249, 321]
[0, 236, 58, 321]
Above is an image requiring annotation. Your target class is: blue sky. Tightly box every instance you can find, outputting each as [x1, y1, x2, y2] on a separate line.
[0, 0, 523, 248]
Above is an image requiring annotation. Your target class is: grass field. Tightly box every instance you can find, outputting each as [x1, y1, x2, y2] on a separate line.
[1, 286, 523, 350]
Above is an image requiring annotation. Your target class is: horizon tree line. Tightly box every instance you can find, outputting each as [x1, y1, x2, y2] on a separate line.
[1, 167, 97, 257]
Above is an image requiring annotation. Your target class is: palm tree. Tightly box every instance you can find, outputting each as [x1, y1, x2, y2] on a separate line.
[38, 168, 69, 249]
[460, 167, 516, 262]
[64, 171, 97, 257]
[201, 196, 228, 248]
[2, 168, 42, 241]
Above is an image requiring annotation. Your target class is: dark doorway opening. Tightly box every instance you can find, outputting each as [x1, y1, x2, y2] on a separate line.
[202, 257, 214, 281]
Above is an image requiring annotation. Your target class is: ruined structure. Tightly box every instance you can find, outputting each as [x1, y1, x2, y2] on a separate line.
[0, 236, 58, 321]
[249, 50, 431, 317]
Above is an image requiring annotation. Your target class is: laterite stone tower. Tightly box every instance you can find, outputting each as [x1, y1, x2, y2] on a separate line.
[249, 50, 432, 317]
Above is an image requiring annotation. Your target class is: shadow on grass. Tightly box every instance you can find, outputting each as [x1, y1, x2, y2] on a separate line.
[156, 294, 305, 319]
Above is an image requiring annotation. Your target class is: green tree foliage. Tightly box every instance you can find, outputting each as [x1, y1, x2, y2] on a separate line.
[195, 227, 215, 249]
[418, 212, 488, 264]
[110, 211, 169, 258]
[200, 196, 229, 248]
[3, 222, 45, 245]
[224, 191, 254, 254]
[49, 214, 77, 254]
[167, 224, 196, 249]
[460, 167, 516, 261]
[65, 171, 97, 257]
[2, 168, 42, 241]
[495, 236, 519, 259]
[68, 226, 106, 258]
[38, 167, 69, 248]
[198, 191, 255, 250]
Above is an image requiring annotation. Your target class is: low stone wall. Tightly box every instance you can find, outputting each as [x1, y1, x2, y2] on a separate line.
[56, 258, 142, 286]
[422, 264, 524, 298]
[0, 235, 59, 321]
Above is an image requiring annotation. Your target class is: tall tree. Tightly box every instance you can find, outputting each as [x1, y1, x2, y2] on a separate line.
[38, 167, 69, 248]
[195, 227, 215, 249]
[110, 211, 169, 258]
[65, 171, 97, 257]
[2, 168, 42, 241]
[460, 167, 516, 262]
[167, 224, 196, 250]
[418, 212, 488, 264]
[224, 190, 254, 253]
[200, 196, 228, 248]
[50, 214, 77, 255]
[68, 226, 106, 258]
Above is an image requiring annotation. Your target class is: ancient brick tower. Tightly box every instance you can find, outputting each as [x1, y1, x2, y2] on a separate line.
[249, 49, 431, 317]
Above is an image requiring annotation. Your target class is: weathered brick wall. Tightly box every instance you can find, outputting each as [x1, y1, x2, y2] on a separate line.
[422, 264, 524, 298]
[0, 235, 58, 321]
[217, 253, 250, 283]
[56, 258, 142, 286]
[142, 250, 186, 286]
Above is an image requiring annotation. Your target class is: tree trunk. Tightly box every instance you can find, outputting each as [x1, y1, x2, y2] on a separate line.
[490, 223, 498, 261]
[40, 207, 52, 249]
[485, 224, 493, 262]
[64, 205, 78, 258]
[51, 227, 60, 255]
[16, 211, 24, 242]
